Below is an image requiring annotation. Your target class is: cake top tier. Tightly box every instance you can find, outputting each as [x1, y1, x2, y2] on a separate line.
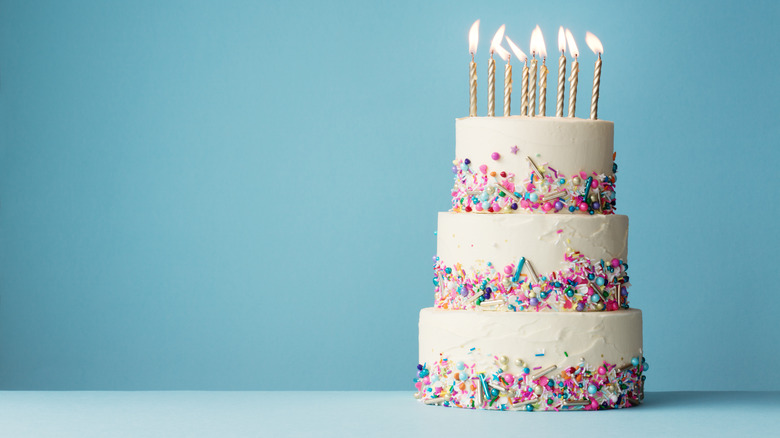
[452, 116, 617, 215]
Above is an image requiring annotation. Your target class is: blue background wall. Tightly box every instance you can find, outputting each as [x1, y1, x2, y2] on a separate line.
[0, 0, 777, 390]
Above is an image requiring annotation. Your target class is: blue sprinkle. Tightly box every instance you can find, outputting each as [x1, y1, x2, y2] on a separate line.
[512, 257, 526, 283]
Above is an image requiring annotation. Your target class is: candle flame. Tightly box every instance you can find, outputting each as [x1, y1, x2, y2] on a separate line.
[505, 36, 527, 63]
[469, 20, 480, 55]
[585, 31, 603, 55]
[530, 25, 547, 58]
[565, 29, 579, 58]
[469, 20, 479, 56]
[558, 27, 566, 53]
[490, 25, 506, 55]
[495, 44, 510, 62]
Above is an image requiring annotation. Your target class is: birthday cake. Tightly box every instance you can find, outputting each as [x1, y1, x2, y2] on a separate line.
[415, 114, 647, 410]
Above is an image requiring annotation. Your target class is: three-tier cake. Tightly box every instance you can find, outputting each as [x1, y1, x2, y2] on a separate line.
[415, 116, 647, 411]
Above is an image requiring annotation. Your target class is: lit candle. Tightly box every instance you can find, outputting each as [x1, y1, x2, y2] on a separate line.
[488, 55, 495, 117]
[489, 25, 508, 116]
[529, 26, 545, 117]
[528, 26, 541, 117]
[528, 57, 537, 117]
[539, 63, 548, 116]
[521, 61, 529, 115]
[537, 30, 548, 116]
[505, 36, 527, 117]
[565, 29, 579, 118]
[468, 20, 479, 117]
[503, 55, 512, 116]
[556, 27, 567, 117]
[585, 31, 604, 120]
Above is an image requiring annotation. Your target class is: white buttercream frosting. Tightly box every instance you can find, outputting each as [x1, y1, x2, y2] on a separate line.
[437, 212, 628, 275]
[419, 307, 642, 372]
[456, 116, 614, 189]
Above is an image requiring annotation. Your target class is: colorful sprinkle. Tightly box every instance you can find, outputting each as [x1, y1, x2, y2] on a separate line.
[434, 250, 630, 312]
[450, 158, 616, 215]
[416, 356, 647, 411]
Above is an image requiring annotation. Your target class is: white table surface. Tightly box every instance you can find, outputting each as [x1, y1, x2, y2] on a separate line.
[0, 391, 777, 437]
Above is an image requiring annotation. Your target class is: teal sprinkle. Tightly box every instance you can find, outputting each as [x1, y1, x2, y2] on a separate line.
[479, 374, 490, 399]
[583, 176, 594, 201]
[512, 257, 526, 283]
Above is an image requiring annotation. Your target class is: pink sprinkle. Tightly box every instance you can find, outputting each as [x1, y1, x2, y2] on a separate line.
[557, 229, 563, 234]
[491, 152, 500, 160]
[479, 164, 488, 174]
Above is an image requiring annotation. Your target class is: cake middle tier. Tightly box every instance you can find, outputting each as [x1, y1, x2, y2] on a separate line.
[435, 212, 630, 312]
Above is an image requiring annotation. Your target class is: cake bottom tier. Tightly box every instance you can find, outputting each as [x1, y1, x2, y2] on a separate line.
[416, 307, 647, 411]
